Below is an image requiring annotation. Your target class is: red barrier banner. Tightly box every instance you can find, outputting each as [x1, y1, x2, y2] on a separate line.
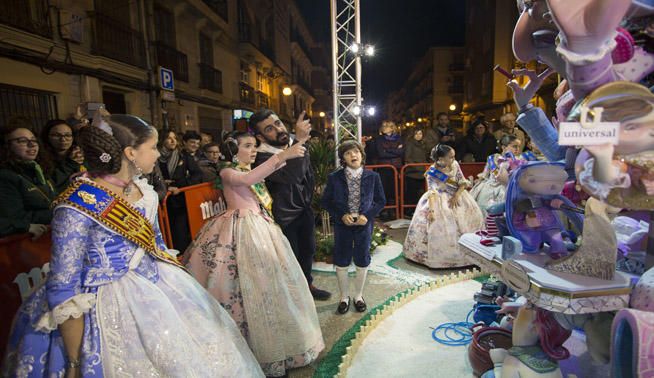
[182, 183, 227, 239]
[460, 162, 486, 180]
[0, 232, 52, 358]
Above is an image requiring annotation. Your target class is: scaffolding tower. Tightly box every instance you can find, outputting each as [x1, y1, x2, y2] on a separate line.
[331, 0, 362, 153]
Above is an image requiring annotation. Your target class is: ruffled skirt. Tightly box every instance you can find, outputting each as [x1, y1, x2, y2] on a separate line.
[3, 254, 263, 377]
[184, 210, 324, 377]
[404, 190, 484, 268]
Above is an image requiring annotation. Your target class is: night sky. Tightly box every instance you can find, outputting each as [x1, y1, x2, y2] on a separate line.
[296, 0, 466, 124]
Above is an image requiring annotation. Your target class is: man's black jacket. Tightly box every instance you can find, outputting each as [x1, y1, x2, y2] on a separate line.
[253, 142, 315, 227]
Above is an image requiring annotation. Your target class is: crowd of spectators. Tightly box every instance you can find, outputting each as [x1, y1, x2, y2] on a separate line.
[362, 111, 539, 218]
[0, 112, 224, 246]
[0, 108, 534, 241]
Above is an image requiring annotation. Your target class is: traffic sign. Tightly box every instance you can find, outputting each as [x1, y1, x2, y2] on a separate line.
[159, 67, 175, 91]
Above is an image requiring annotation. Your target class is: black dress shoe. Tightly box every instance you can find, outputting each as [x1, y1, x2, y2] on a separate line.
[310, 285, 332, 301]
[354, 297, 367, 312]
[337, 297, 351, 314]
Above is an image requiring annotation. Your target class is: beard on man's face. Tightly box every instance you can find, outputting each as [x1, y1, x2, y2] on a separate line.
[264, 131, 290, 147]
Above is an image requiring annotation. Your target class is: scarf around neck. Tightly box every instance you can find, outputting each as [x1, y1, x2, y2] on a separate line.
[159, 147, 180, 176]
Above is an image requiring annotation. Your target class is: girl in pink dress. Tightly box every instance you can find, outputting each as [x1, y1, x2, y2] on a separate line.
[184, 131, 324, 377]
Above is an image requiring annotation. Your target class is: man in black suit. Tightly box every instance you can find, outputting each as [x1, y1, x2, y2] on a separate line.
[250, 109, 332, 300]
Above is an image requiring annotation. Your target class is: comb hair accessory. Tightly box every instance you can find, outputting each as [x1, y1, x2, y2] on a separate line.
[92, 106, 113, 136]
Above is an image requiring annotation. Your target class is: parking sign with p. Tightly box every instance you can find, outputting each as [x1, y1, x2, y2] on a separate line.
[159, 67, 175, 91]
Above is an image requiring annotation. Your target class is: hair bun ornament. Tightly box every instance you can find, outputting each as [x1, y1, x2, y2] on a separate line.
[99, 152, 112, 163]
[92, 107, 113, 136]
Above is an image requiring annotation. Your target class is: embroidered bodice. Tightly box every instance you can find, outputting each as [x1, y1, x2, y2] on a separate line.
[220, 155, 285, 213]
[426, 161, 469, 195]
[46, 177, 165, 310]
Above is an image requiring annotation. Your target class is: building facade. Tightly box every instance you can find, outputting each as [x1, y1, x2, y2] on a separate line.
[463, 0, 557, 125]
[0, 0, 330, 138]
[385, 47, 464, 132]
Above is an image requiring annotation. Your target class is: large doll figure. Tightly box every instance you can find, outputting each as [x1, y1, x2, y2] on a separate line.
[571, 81, 654, 210]
[2, 115, 263, 377]
[505, 162, 584, 259]
[184, 131, 324, 377]
[404, 144, 484, 268]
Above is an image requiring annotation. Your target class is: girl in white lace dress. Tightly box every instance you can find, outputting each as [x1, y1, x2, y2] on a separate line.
[404, 144, 485, 268]
[3, 114, 263, 377]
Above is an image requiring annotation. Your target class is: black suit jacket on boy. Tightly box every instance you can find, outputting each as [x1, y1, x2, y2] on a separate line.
[321, 168, 386, 226]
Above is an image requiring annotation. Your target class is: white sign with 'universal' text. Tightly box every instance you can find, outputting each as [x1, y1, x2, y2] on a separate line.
[558, 122, 620, 146]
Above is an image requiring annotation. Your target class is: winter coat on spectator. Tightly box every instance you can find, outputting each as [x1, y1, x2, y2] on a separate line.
[404, 138, 430, 179]
[0, 161, 56, 237]
[143, 163, 168, 202]
[374, 133, 404, 168]
[456, 134, 497, 162]
[199, 159, 221, 183]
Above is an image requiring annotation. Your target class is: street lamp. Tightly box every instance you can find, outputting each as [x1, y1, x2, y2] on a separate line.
[449, 104, 457, 111]
[282, 86, 293, 96]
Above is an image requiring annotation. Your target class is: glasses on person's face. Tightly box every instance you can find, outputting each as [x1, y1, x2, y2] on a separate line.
[8, 137, 39, 147]
[50, 132, 73, 139]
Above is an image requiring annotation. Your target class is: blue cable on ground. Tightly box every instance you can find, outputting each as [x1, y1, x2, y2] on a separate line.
[431, 305, 501, 346]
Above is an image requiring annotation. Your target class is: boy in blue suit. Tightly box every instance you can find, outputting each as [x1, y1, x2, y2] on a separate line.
[321, 140, 386, 314]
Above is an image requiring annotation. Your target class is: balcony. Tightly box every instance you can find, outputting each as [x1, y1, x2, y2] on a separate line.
[202, 0, 228, 22]
[152, 41, 188, 82]
[92, 12, 145, 67]
[239, 82, 255, 107]
[294, 76, 313, 96]
[199, 63, 223, 93]
[255, 91, 269, 109]
[238, 22, 275, 61]
[0, 0, 51, 38]
[291, 28, 311, 61]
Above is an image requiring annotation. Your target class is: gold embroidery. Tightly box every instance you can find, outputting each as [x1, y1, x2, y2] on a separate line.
[54, 180, 186, 271]
[78, 190, 97, 205]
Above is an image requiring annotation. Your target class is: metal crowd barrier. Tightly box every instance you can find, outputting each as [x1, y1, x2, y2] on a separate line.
[160, 182, 225, 248]
[398, 162, 486, 219]
[365, 164, 401, 220]
[0, 230, 52, 357]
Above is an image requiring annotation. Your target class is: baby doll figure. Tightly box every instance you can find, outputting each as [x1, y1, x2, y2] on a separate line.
[321, 140, 385, 314]
[506, 162, 584, 259]
[571, 81, 654, 210]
